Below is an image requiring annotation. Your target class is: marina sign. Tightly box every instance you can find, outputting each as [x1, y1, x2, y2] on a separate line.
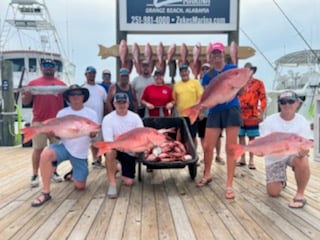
[119, 0, 238, 33]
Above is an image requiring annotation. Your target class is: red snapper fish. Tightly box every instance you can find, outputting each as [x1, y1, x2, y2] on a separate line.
[182, 67, 253, 124]
[20, 115, 100, 143]
[119, 39, 128, 68]
[132, 42, 141, 74]
[231, 132, 313, 159]
[229, 41, 238, 64]
[93, 127, 174, 157]
[167, 43, 176, 62]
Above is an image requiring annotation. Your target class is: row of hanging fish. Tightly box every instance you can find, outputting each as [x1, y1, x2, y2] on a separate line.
[118, 40, 238, 79]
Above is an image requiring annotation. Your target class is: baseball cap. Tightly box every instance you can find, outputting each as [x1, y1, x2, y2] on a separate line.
[278, 91, 299, 101]
[141, 60, 150, 65]
[201, 63, 210, 70]
[179, 64, 189, 71]
[119, 68, 129, 75]
[244, 62, 257, 74]
[102, 69, 111, 78]
[154, 69, 163, 75]
[40, 59, 56, 68]
[210, 42, 225, 53]
[114, 92, 129, 103]
[85, 66, 96, 73]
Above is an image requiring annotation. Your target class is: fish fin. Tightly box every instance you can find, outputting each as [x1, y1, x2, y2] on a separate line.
[20, 127, 37, 143]
[182, 105, 201, 124]
[231, 144, 244, 159]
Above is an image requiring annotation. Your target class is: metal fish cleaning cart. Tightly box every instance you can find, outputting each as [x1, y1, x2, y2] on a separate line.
[137, 117, 198, 181]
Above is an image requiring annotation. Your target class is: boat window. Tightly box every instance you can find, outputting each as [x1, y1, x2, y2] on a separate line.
[7, 58, 25, 72]
[54, 60, 63, 72]
[29, 58, 37, 72]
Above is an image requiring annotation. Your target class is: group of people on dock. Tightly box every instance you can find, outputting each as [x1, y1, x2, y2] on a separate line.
[22, 41, 313, 209]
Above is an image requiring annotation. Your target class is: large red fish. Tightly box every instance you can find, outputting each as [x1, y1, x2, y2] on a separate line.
[167, 43, 176, 62]
[231, 132, 313, 159]
[119, 39, 128, 68]
[93, 127, 174, 157]
[132, 42, 141, 74]
[182, 67, 253, 124]
[20, 115, 100, 143]
[179, 43, 188, 65]
[229, 41, 238, 64]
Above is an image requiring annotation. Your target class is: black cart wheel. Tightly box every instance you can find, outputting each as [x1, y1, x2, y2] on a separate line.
[188, 162, 197, 179]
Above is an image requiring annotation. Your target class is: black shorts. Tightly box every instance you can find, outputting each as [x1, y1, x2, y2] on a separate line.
[206, 106, 242, 129]
[117, 151, 137, 179]
[183, 117, 198, 138]
[197, 117, 207, 138]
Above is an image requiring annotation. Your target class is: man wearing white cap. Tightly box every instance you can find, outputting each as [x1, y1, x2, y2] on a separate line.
[99, 69, 112, 93]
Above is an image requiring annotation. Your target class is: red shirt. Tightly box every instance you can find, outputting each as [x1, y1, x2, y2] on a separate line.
[141, 84, 173, 117]
[27, 77, 66, 122]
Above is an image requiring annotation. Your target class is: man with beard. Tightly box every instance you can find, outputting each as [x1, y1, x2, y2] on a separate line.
[22, 59, 66, 187]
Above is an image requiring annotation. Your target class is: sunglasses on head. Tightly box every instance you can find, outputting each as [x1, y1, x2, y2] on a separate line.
[279, 99, 296, 105]
[69, 92, 83, 96]
[42, 63, 55, 69]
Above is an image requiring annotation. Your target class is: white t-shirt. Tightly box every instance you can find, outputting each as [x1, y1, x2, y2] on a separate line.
[83, 83, 107, 123]
[102, 110, 143, 142]
[260, 113, 313, 166]
[131, 75, 154, 107]
[57, 107, 99, 159]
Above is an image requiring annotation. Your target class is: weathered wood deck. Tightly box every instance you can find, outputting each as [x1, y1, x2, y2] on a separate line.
[1, 142, 320, 240]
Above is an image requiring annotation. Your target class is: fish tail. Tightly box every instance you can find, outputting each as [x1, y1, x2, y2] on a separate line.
[231, 144, 244, 159]
[182, 105, 201, 124]
[20, 127, 37, 143]
[93, 141, 112, 157]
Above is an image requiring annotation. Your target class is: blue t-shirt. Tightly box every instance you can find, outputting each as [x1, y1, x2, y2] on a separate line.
[201, 64, 239, 114]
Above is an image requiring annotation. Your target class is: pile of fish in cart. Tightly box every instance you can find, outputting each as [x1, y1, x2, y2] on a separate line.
[137, 117, 198, 181]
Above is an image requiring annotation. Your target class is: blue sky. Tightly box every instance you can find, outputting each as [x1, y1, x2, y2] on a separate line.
[1, 0, 319, 89]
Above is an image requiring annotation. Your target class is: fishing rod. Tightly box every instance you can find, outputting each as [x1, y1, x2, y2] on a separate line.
[272, 0, 320, 63]
[240, 27, 276, 71]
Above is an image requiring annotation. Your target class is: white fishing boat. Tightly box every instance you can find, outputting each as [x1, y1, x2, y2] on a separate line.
[265, 49, 320, 123]
[0, 0, 75, 132]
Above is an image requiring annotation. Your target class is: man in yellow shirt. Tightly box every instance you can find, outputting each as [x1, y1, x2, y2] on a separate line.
[173, 64, 203, 146]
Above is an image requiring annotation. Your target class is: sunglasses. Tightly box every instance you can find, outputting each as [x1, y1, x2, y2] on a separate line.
[103, 73, 111, 78]
[69, 92, 83, 96]
[279, 99, 296, 105]
[41, 63, 55, 69]
[115, 100, 127, 104]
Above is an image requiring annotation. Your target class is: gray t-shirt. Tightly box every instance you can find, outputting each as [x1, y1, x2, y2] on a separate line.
[131, 75, 154, 108]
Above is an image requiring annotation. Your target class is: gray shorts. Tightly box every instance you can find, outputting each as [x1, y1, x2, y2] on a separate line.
[266, 156, 294, 183]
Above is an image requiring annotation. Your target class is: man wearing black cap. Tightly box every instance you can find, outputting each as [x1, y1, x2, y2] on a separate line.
[261, 90, 312, 209]
[31, 84, 99, 207]
[173, 64, 203, 146]
[101, 92, 143, 198]
[237, 62, 267, 169]
[22, 58, 66, 187]
[131, 60, 154, 118]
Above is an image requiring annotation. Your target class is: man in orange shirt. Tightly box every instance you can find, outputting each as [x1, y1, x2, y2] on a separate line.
[237, 62, 267, 169]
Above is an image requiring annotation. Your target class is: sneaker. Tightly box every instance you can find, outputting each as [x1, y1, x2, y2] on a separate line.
[51, 172, 63, 183]
[30, 175, 39, 188]
[92, 160, 104, 168]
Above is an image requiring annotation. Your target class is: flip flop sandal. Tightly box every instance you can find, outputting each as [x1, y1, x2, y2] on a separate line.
[236, 162, 246, 167]
[196, 177, 212, 188]
[248, 163, 256, 170]
[288, 198, 307, 209]
[64, 170, 73, 181]
[31, 192, 51, 207]
[225, 187, 235, 199]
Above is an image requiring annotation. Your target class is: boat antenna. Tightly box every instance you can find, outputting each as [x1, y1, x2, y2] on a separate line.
[240, 27, 276, 71]
[272, 0, 320, 63]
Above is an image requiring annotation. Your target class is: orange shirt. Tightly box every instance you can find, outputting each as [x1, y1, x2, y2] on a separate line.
[239, 78, 267, 126]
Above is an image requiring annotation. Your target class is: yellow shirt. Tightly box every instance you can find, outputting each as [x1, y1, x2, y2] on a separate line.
[173, 79, 203, 117]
